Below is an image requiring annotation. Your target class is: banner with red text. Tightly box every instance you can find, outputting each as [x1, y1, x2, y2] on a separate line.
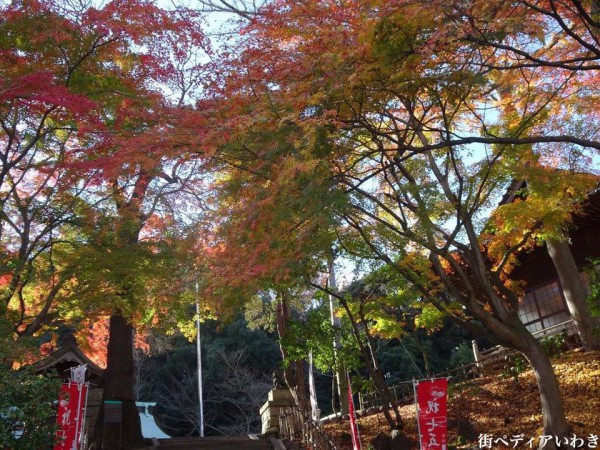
[416, 378, 448, 450]
[54, 382, 88, 450]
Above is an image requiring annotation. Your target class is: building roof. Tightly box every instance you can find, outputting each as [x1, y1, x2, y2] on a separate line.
[32, 336, 104, 380]
[509, 187, 600, 287]
[137, 402, 171, 439]
[499, 178, 600, 231]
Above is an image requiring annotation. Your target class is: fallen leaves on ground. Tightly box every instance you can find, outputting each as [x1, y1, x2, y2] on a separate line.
[322, 350, 600, 449]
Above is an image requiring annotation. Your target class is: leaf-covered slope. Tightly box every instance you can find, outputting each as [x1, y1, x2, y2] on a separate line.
[323, 350, 600, 449]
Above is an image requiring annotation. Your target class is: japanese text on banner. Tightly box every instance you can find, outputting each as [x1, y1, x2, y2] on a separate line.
[54, 382, 87, 450]
[416, 378, 448, 450]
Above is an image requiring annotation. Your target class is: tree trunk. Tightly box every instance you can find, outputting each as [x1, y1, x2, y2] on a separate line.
[360, 316, 404, 428]
[546, 239, 600, 350]
[94, 313, 145, 449]
[331, 375, 338, 415]
[426, 245, 575, 448]
[413, 333, 432, 377]
[479, 316, 573, 449]
[442, 295, 575, 449]
[294, 359, 307, 407]
[519, 334, 572, 450]
[340, 300, 403, 429]
[276, 295, 307, 408]
[367, 360, 403, 430]
[328, 258, 349, 415]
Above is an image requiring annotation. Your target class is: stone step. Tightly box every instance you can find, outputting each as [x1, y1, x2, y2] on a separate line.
[154, 436, 273, 449]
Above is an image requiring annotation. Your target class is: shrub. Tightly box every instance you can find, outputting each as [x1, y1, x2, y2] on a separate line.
[0, 318, 61, 450]
[449, 341, 474, 369]
[540, 333, 566, 358]
[502, 354, 526, 382]
[0, 364, 60, 450]
[585, 257, 600, 319]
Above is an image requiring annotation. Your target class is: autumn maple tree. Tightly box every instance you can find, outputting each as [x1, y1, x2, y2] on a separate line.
[444, 0, 600, 352]
[0, 0, 100, 347]
[204, 0, 599, 446]
[3, 0, 599, 447]
[1, 0, 211, 447]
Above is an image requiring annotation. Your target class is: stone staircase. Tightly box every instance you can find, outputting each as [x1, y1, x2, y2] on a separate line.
[152, 436, 274, 449]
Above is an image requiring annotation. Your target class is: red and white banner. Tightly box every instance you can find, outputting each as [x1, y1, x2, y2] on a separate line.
[415, 378, 448, 450]
[54, 382, 88, 450]
[347, 376, 362, 450]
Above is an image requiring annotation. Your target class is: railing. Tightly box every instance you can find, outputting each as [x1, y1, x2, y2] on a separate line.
[279, 406, 338, 450]
[361, 361, 483, 410]
[477, 319, 577, 368]
[531, 319, 576, 339]
[361, 380, 413, 409]
[361, 320, 578, 409]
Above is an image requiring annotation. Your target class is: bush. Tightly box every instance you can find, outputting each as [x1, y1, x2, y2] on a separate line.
[540, 333, 566, 358]
[502, 354, 526, 382]
[585, 257, 600, 318]
[0, 364, 60, 450]
[0, 318, 61, 450]
[449, 341, 474, 369]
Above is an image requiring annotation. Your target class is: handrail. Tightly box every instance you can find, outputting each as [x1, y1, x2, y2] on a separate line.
[531, 319, 575, 338]
[361, 320, 577, 409]
[478, 320, 575, 357]
[361, 361, 482, 409]
[279, 405, 338, 450]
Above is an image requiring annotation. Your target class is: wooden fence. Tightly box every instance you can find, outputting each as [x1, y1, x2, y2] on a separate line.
[279, 406, 338, 450]
[361, 320, 577, 409]
[360, 360, 483, 410]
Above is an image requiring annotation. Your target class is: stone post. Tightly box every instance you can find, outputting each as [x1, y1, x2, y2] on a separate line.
[259, 389, 296, 433]
[472, 340, 483, 373]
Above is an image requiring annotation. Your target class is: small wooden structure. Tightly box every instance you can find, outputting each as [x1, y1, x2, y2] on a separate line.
[33, 335, 104, 443]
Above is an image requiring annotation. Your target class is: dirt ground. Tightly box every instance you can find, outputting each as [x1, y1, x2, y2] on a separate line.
[321, 350, 600, 449]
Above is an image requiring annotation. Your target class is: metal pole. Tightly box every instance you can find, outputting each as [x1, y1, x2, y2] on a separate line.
[413, 379, 423, 450]
[74, 381, 83, 450]
[195, 283, 205, 438]
[78, 383, 89, 450]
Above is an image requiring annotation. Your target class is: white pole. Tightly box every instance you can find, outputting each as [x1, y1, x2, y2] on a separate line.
[413, 379, 423, 450]
[195, 283, 205, 438]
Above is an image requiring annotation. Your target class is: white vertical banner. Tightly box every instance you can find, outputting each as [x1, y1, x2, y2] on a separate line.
[70, 364, 86, 384]
[308, 351, 320, 421]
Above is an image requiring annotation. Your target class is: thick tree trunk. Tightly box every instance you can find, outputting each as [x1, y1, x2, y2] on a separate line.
[481, 316, 573, 448]
[276, 295, 307, 408]
[94, 313, 145, 449]
[519, 335, 572, 450]
[294, 359, 307, 407]
[546, 239, 600, 350]
[91, 178, 149, 448]
[445, 300, 575, 449]
[427, 247, 574, 448]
